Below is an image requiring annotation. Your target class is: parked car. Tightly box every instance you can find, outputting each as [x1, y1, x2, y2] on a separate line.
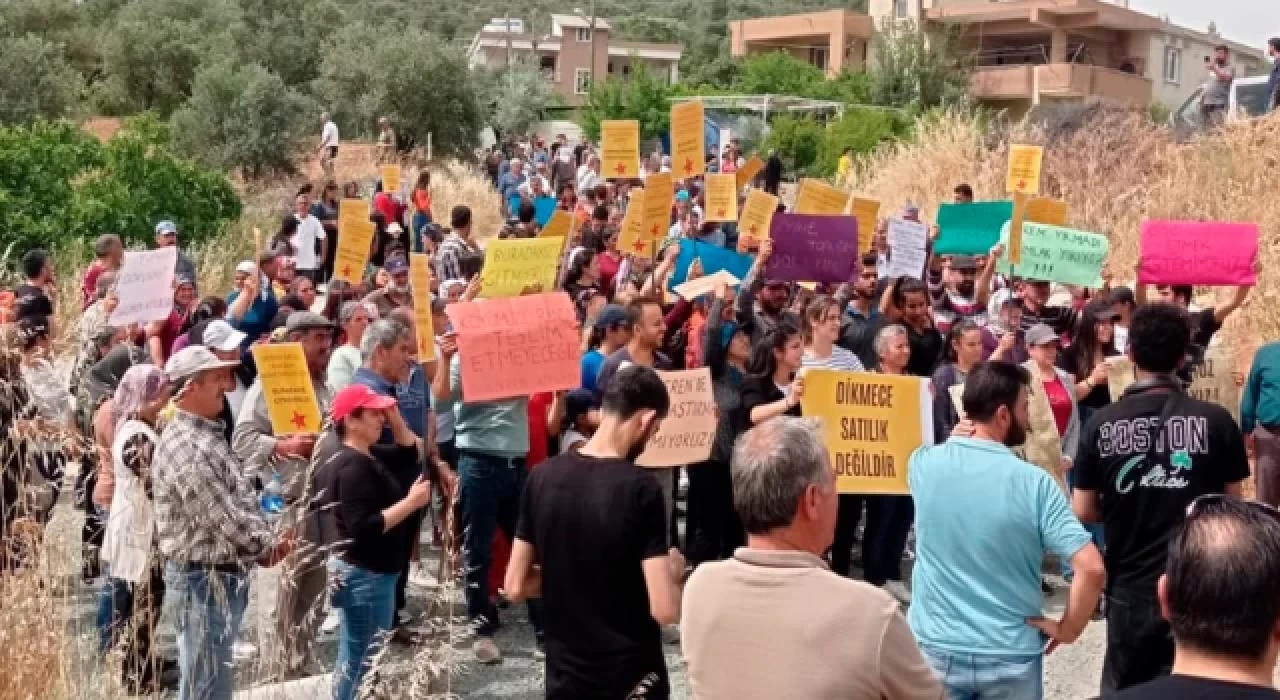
[1170, 75, 1271, 131]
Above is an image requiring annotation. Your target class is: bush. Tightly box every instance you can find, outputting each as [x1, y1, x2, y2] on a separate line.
[0, 117, 241, 253]
[814, 106, 913, 176]
[171, 61, 316, 177]
[762, 115, 826, 174]
[0, 35, 84, 125]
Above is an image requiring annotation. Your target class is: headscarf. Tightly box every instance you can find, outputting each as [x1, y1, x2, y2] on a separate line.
[113, 365, 168, 432]
[84, 343, 147, 414]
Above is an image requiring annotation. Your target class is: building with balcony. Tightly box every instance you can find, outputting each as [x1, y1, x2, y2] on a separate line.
[466, 15, 683, 107]
[727, 0, 1267, 111]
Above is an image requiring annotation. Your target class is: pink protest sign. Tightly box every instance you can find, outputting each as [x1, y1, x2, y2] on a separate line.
[445, 292, 582, 402]
[1138, 220, 1258, 286]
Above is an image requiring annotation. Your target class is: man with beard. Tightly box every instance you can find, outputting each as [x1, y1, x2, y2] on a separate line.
[837, 252, 888, 370]
[735, 239, 800, 346]
[505, 364, 683, 700]
[363, 255, 412, 318]
[906, 362, 1104, 698]
[927, 251, 998, 334]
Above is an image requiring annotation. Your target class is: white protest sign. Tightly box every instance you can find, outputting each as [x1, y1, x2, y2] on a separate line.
[673, 270, 741, 302]
[109, 247, 177, 325]
[886, 217, 928, 280]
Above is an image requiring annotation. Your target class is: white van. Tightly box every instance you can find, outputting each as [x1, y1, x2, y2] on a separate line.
[1170, 74, 1272, 130]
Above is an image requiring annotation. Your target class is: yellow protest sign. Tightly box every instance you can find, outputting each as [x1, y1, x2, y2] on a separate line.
[704, 174, 738, 222]
[540, 209, 572, 239]
[851, 197, 881, 252]
[1106, 356, 1135, 402]
[794, 178, 849, 216]
[409, 253, 436, 363]
[1009, 191, 1028, 265]
[380, 164, 402, 194]
[479, 237, 564, 298]
[736, 155, 764, 189]
[670, 101, 705, 178]
[333, 219, 375, 284]
[618, 190, 651, 258]
[1026, 197, 1068, 226]
[339, 198, 369, 234]
[250, 343, 322, 435]
[642, 172, 673, 240]
[737, 189, 778, 252]
[636, 368, 717, 468]
[601, 120, 640, 179]
[800, 369, 933, 495]
[1006, 144, 1044, 195]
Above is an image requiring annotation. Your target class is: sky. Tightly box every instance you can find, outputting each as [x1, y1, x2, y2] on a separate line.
[1128, 0, 1277, 49]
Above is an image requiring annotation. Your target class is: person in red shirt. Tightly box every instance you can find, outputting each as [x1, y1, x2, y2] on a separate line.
[81, 234, 123, 311]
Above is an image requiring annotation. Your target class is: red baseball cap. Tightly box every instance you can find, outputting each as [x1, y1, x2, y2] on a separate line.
[331, 384, 397, 422]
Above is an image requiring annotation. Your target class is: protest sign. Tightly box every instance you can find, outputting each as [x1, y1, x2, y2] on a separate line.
[636, 368, 717, 468]
[764, 213, 859, 283]
[110, 247, 177, 325]
[1137, 220, 1259, 286]
[480, 237, 564, 298]
[934, 201, 1014, 255]
[339, 198, 369, 234]
[380, 164, 402, 194]
[409, 254, 436, 362]
[618, 189, 652, 258]
[670, 101, 705, 178]
[886, 218, 928, 280]
[674, 269, 740, 302]
[540, 209, 573, 239]
[642, 173, 674, 240]
[1026, 197, 1068, 226]
[852, 197, 881, 252]
[704, 174, 738, 222]
[737, 189, 778, 252]
[793, 178, 849, 216]
[250, 343, 322, 435]
[1008, 191, 1028, 265]
[333, 219, 375, 284]
[601, 120, 640, 178]
[1190, 344, 1242, 423]
[533, 197, 558, 226]
[1007, 144, 1043, 195]
[445, 292, 581, 402]
[949, 384, 966, 420]
[736, 155, 764, 189]
[997, 222, 1108, 287]
[668, 240, 754, 289]
[801, 370, 934, 495]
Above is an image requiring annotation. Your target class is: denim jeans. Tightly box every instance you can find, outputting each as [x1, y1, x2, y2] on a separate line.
[164, 563, 249, 700]
[329, 559, 398, 700]
[100, 572, 166, 686]
[919, 644, 1043, 700]
[1101, 586, 1173, 694]
[457, 450, 529, 638]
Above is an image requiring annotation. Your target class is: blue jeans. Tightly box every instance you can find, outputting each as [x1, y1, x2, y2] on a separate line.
[329, 559, 397, 700]
[457, 451, 534, 637]
[920, 644, 1043, 700]
[164, 563, 249, 700]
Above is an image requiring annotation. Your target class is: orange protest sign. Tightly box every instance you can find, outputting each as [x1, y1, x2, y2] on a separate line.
[601, 120, 640, 179]
[1025, 197, 1068, 226]
[704, 174, 738, 222]
[409, 253, 436, 362]
[1006, 144, 1043, 195]
[540, 209, 572, 239]
[736, 155, 764, 189]
[444, 292, 581, 403]
[670, 101, 705, 178]
[636, 368, 718, 468]
[642, 172, 673, 240]
[794, 178, 849, 216]
[737, 189, 778, 252]
[1009, 191, 1028, 265]
[851, 197, 881, 252]
[618, 190, 652, 258]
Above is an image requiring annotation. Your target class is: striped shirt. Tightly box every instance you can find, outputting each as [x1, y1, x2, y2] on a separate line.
[927, 270, 988, 333]
[802, 346, 866, 373]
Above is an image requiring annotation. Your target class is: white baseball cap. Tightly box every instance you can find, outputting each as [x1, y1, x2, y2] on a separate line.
[201, 320, 246, 353]
[165, 345, 239, 382]
[235, 261, 256, 275]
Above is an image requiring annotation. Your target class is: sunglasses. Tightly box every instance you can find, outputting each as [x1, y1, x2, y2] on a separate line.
[1186, 494, 1280, 520]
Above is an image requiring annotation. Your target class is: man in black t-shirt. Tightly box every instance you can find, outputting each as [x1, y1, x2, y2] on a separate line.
[1074, 303, 1250, 695]
[506, 365, 684, 700]
[1113, 497, 1280, 700]
[14, 249, 54, 322]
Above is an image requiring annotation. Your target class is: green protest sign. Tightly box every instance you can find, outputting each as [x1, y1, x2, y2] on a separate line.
[996, 222, 1108, 287]
[933, 201, 1015, 255]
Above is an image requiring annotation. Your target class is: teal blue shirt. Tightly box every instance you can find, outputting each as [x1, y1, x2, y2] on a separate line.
[1241, 341, 1280, 434]
[907, 437, 1091, 656]
[439, 354, 528, 458]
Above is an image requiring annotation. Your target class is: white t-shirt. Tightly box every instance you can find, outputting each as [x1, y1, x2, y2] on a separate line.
[321, 120, 340, 149]
[291, 214, 327, 270]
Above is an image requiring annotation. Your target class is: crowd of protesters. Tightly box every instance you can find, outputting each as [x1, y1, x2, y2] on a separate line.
[0, 122, 1277, 700]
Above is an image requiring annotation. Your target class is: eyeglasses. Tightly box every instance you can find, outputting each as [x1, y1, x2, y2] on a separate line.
[1186, 494, 1280, 520]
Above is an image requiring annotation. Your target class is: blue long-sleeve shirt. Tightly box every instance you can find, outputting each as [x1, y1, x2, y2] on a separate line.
[1240, 341, 1280, 433]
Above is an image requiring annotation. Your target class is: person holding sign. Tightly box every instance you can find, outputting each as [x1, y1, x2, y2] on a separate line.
[926, 250, 998, 333]
[505, 365, 682, 700]
[879, 278, 943, 378]
[740, 321, 805, 428]
[908, 362, 1104, 698]
[227, 249, 284, 348]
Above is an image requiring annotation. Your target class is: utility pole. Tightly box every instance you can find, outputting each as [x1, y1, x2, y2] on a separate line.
[588, 0, 597, 89]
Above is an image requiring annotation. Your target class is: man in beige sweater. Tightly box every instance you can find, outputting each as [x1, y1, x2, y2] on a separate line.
[681, 416, 943, 699]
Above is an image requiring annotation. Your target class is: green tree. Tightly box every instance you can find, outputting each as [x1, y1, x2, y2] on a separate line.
[171, 61, 316, 176]
[484, 61, 560, 139]
[762, 114, 825, 174]
[814, 105, 911, 175]
[736, 51, 826, 96]
[228, 0, 343, 88]
[868, 18, 972, 110]
[578, 61, 672, 142]
[0, 36, 85, 125]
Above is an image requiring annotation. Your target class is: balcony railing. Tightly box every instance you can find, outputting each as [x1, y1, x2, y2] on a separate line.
[970, 63, 1152, 105]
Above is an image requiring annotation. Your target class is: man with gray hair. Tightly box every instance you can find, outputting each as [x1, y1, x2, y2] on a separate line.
[682, 416, 942, 699]
[231, 311, 334, 680]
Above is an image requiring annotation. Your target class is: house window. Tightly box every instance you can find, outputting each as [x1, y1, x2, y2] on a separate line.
[576, 27, 592, 42]
[1163, 46, 1182, 84]
[608, 61, 615, 74]
[623, 64, 631, 76]
[539, 55, 556, 80]
[810, 47, 829, 72]
[894, 0, 909, 18]
[575, 68, 592, 94]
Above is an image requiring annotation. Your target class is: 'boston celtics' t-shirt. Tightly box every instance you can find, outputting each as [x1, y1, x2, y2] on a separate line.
[1074, 387, 1248, 589]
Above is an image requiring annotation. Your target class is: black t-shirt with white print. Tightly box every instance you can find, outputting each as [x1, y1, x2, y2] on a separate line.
[1074, 386, 1249, 590]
